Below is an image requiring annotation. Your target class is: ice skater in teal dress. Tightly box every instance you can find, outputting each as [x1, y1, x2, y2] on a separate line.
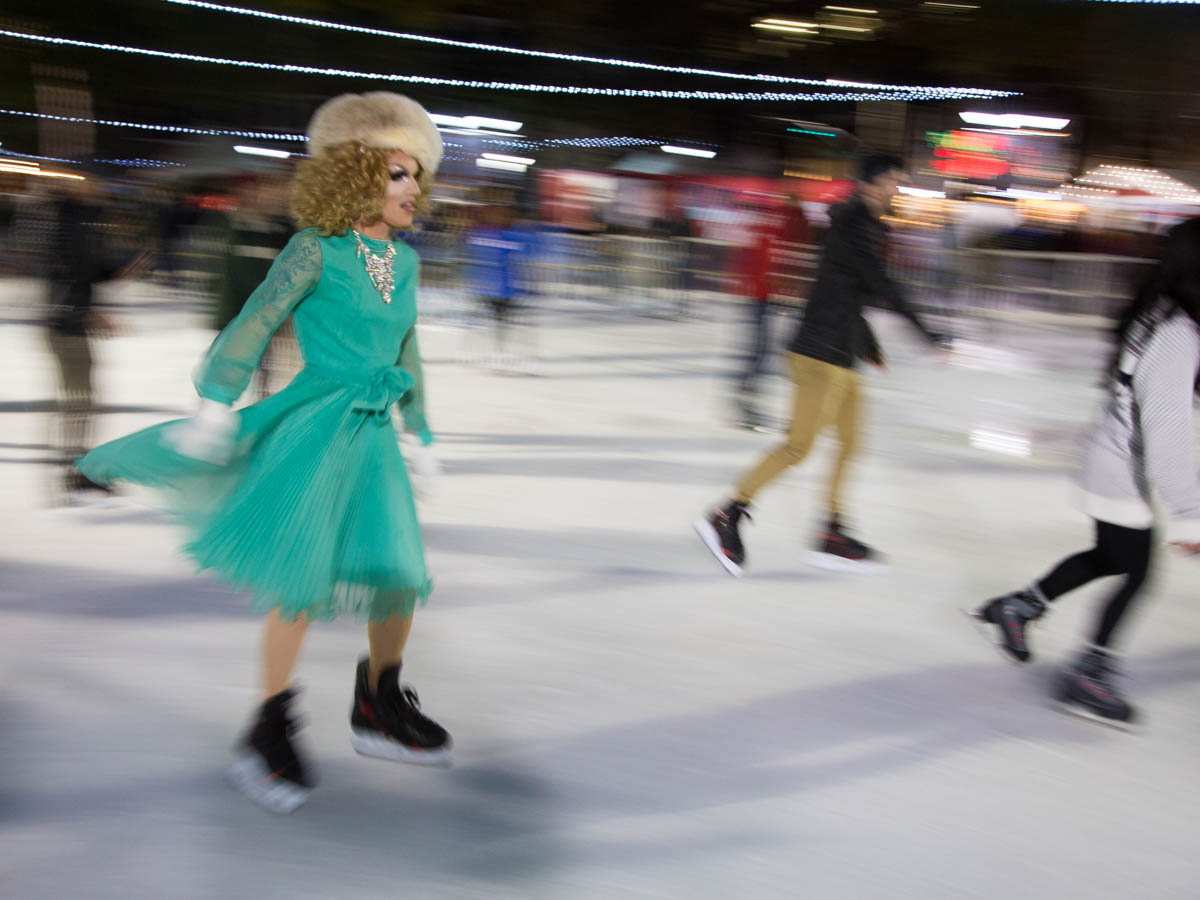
[78, 92, 452, 813]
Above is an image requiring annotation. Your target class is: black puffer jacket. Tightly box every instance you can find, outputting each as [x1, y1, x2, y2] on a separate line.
[787, 195, 937, 368]
[46, 198, 118, 336]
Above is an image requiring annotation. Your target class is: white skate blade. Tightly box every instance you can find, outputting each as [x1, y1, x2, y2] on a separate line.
[735, 420, 775, 434]
[227, 753, 311, 814]
[42, 493, 126, 515]
[805, 551, 889, 575]
[960, 607, 1031, 666]
[350, 729, 454, 767]
[1052, 698, 1138, 733]
[66, 491, 126, 509]
[693, 518, 743, 577]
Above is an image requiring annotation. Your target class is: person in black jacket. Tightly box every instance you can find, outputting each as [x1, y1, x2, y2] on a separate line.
[44, 170, 121, 503]
[44, 164, 149, 504]
[695, 153, 947, 576]
[210, 174, 294, 399]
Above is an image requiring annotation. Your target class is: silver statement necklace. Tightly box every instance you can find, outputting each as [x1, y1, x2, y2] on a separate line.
[352, 230, 397, 304]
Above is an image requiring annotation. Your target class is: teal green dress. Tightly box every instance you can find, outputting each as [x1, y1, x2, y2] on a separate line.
[78, 229, 434, 622]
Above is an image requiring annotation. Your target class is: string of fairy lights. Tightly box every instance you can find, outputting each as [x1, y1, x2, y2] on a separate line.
[0, 148, 78, 164]
[0, 106, 306, 142]
[0, 108, 708, 153]
[1065, 165, 1200, 203]
[0, 28, 1015, 102]
[0, 108, 730, 172]
[2, 12, 1197, 205]
[157, 0, 1014, 97]
[0, 3, 1021, 171]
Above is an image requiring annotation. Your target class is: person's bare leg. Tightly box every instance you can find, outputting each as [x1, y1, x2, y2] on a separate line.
[261, 608, 309, 699]
[367, 614, 415, 692]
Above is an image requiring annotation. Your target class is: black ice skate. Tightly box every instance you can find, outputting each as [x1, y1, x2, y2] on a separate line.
[694, 501, 751, 577]
[350, 658, 452, 766]
[806, 519, 888, 573]
[1053, 646, 1136, 729]
[970, 588, 1047, 663]
[62, 468, 122, 508]
[734, 400, 772, 433]
[227, 688, 315, 814]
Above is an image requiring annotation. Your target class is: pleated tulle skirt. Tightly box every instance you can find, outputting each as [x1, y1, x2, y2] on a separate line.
[77, 369, 432, 622]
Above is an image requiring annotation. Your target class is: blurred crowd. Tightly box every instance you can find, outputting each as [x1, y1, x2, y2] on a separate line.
[2, 160, 1182, 316]
[4, 158, 1187, 494]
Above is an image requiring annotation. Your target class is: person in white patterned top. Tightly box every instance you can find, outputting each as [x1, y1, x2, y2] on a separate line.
[972, 217, 1200, 728]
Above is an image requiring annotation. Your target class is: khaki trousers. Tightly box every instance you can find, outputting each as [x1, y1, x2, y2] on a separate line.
[733, 353, 861, 515]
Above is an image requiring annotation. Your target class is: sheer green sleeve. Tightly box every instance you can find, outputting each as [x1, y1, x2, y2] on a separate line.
[396, 325, 433, 445]
[194, 230, 322, 404]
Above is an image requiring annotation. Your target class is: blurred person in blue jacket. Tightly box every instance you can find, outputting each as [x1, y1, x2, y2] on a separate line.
[466, 203, 537, 371]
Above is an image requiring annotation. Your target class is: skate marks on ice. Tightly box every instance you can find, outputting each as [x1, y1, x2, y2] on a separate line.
[439, 453, 735, 486]
[0, 654, 559, 894]
[434, 430, 767, 486]
[0, 557, 249, 619]
[257, 655, 1200, 886]
[1, 514, 840, 620]
[470, 661, 1150, 819]
[0, 400, 188, 416]
[421, 521, 838, 600]
[436, 431, 756, 452]
[16, 653, 1200, 898]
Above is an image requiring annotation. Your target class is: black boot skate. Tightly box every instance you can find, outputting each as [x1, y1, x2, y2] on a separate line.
[807, 518, 888, 573]
[971, 588, 1047, 663]
[694, 501, 751, 576]
[63, 468, 121, 508]
[1054, 646, 1136, 728]
[350, 658, 452, 766]
[734, 398, 772, 433]
[227, 688, 315, 814]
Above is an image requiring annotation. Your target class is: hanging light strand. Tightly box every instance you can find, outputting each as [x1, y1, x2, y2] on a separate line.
[0, 105, 306, 141]
[159, 0, 1013, 96]
[0, 110, 722, 158]
[0, 28, 1017, 101]
[0, 148, 78, 164]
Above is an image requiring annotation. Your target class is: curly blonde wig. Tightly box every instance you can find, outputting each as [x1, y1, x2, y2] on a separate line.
[290, 143, 434, 237]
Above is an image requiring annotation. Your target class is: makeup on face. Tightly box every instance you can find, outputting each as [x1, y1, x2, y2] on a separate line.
[382, 150, 422, 227]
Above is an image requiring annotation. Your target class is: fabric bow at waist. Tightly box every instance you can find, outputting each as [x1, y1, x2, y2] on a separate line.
[304, 364, 414, 414]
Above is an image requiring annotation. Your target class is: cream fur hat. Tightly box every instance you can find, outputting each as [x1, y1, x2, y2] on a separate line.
[306, 92, 443, 176]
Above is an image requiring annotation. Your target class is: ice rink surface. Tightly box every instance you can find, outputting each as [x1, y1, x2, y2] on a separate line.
[3, 283, 1199, 899]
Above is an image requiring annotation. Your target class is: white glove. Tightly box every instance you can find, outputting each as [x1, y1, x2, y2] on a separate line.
[401, 433, 440, 502]
[164, 399, 237, 465]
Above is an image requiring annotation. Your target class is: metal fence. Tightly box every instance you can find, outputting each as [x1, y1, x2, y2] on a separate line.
[888, 243, 1154, 327]
[410, 231, 1155, 327]
[0, 222, 1153, 331]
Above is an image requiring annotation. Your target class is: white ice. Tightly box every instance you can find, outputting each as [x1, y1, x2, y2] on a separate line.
[2, 282, 1199, 899]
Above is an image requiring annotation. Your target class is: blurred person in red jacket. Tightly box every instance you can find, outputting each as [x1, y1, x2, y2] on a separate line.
[732, 197, 780, 430]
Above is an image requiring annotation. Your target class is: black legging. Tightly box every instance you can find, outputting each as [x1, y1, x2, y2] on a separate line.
[1036, 519, 1153, 648]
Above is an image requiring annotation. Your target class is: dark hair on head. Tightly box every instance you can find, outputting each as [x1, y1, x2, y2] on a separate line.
[1111, 217, 1200, 385]
[1116, 218, 1200, 340]
[856, 152, 905, 184]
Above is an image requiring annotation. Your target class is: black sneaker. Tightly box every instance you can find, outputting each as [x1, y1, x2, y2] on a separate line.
[63, 468, 121, 508]
[971, 589, 1047, 663]
[807, 519, 888, 573]
[734, 401, 772, 433]
[350, 658, 452, 766]
[1054, 647, 1136, 728]
[694, 501, 751, 577]
[227, 688, 315, 814]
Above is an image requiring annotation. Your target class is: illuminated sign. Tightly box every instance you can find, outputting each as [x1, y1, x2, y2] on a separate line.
[927, 130, 1010, 179]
